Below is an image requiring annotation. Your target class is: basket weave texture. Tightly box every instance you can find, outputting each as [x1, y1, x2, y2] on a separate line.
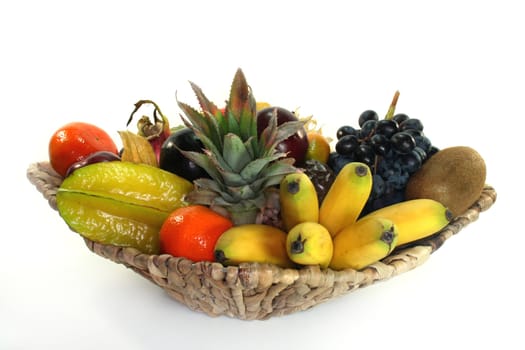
[27, 161, 497, 320]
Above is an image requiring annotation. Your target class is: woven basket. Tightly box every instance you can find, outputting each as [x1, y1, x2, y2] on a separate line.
[27, 161, 497, 320]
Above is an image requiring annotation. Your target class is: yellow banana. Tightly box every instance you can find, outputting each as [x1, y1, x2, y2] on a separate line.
[329, 217, 398, 271]
[286, 222, 333, 269]
[319, 162, 373, 237]
[361, 199, 453, 246]
[280, 172, 319, 231]
[214, 224, 294, 268]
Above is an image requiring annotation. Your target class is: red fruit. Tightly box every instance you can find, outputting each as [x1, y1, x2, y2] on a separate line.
[256, 106, 309, 165]
[49, 122, 119, 177]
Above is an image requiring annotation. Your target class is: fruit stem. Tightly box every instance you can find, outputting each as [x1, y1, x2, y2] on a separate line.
[385, 91, 400, 120]
[127, 100, 170, 138]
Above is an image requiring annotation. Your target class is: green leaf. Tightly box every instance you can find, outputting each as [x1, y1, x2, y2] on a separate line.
[264, 120, 306, 157]
[228, 68, 251, 123]
[239, 153, 284, 183]
[190, 128, 232, 172]
[243, 136, 255, 159]
[226, 109, 241, 135]
[250, 160, 297, 191]
[178, 150, 222, 182]
[203, 111, 223, 150]
[177, 101, 210, 135]
[193, 178, 224, 193]
[223, 133, 252, 173]
[221, 170, 248, 187]
[227, 184, 256, 200]
[258, 109, 278, 154]
[189, 81, 219, 116]
[215, 109, 228, 137]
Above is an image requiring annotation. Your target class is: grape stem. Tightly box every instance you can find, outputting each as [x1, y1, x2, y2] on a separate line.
[385, 91, 400, 120]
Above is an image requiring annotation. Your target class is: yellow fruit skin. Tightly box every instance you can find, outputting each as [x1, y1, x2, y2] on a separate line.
[286, 222, 333, 268]
[319, 162, 372, 237]
[280, 172, 319, 231]
[56, 161, 193, 254]
[214, 224, 295, 268]
[305, 132, 330, 163]
[329, 217, 398, 271]
[361, 199, 453, 246]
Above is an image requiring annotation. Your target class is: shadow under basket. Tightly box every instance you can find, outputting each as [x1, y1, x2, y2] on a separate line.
[27, 162, 497, 320]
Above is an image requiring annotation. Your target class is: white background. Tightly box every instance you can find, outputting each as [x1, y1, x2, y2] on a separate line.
[1, 1, 522, 349]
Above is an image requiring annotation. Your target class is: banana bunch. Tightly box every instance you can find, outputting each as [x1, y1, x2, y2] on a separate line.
[280, 162, 453, 270]
[213, 162, 453, 271]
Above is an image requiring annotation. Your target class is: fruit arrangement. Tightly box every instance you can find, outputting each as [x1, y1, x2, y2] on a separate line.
[28, 68, 496, 319]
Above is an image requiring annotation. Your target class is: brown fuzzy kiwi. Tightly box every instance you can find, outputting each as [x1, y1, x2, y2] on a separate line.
[405, 146, 486, 217]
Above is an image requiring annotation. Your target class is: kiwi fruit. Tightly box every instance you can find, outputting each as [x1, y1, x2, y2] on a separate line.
[405, 146, 486, 217]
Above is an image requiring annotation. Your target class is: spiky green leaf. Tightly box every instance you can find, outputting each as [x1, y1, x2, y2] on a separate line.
[239, 153, 286, 183]
[178, 149, 222, 182]
[258, 109, 278, 154]
[221, 170, 247, 187]
[193, 178, 224, 194]
[189, 81, 219, 116]
[223, 133, 252, 173]
[250, 159, 297, 191]
[177, 101, 210, 135]
[203, 110, 223, 150]
[226, 109, 241, 136]
[243, 136, 255, 159]
[228, 68, 251, 123]
[263, 120, 306, 157]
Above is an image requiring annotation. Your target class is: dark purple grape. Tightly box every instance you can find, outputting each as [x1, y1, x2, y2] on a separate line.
[375, 119, 399, 138]
[328, 152, 354, 174]
[399, 118, 424, 132]
[359, 120, 377, 139]
[370, 134, 390, 156]
[414, 135, 432, 153]
[400, 150, 423, 173]
[412, 146, 427, 162]
[371, 174, 386, 199]
[358, 110, 379, 127]
[428, 146, 440, 158]
[392, 113, 410, 124]
[335, 134, 359, 155]
[336, 125, 358, 139]
[391, 132, 416, 154]
[65, 151, 121, 177]
[354, 144, 375, 166]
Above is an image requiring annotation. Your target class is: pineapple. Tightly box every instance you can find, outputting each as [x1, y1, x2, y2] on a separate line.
[177, 68, 305, 225]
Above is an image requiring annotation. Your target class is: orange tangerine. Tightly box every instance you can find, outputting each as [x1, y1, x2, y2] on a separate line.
[159, 205, 233, 262]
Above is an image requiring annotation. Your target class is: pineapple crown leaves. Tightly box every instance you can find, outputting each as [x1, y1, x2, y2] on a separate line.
[176, 68, 303, 189]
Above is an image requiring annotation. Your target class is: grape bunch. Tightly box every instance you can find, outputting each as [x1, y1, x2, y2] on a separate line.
[328, 109, 439, 214]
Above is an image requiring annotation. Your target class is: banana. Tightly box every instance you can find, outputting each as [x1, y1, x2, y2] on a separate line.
[280, 172, 319, 231]
[319, 162, 373, 237]
[214, 224, 295, 268]
[286, 222, 333, 269]
[360, 199, 453, 246]
[329, 217, 398, 271]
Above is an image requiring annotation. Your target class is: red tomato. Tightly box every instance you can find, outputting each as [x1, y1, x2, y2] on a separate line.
[49, 122, 118, 177]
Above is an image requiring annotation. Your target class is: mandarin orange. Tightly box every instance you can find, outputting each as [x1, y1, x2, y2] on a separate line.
[159, 205, 233, 262]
